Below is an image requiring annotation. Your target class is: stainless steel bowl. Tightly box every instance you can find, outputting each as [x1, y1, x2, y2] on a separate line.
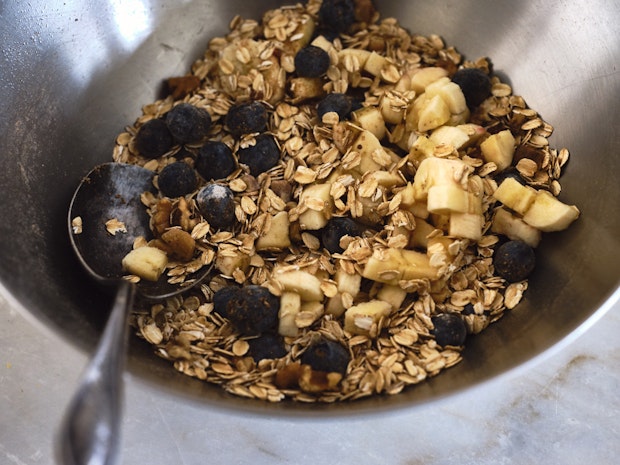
[1, 0, 619, 415]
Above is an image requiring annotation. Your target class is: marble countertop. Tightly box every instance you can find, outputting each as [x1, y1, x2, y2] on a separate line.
[1, 291, 619, 465]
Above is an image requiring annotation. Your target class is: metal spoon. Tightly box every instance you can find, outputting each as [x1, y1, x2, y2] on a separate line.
[59, 162, 209, 465]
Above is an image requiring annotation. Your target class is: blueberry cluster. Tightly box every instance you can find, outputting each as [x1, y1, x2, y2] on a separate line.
[300, 338, 350, 377]
[213, 285, 280, 336]
[135, 103, 212, 159]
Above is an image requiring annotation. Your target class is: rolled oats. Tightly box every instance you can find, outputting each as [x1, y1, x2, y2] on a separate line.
[102, 0, 581, 403]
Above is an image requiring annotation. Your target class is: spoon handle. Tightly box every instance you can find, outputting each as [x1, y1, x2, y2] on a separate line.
[57, 281, 135, 465]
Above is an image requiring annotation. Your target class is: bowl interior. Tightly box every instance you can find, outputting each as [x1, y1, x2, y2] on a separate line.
[1, 0, 619, 415]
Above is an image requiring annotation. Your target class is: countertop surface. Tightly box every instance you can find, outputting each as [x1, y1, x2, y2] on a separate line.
[1, 291, 619, 465]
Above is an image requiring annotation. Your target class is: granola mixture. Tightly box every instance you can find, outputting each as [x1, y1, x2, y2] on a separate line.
[107, 0, 579, 402]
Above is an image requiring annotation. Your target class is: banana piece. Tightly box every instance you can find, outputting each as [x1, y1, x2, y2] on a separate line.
[424, 77, 468, 115]
[349, 130, 394, 175]
[379, 91, 408, 124]
[344, 300, 392, 335]
[417, 94, 451, 132]
[410, 217, 436, 249]
[325, 294, 346, 317]
[272, 269, 324, 301]
[363, 51, 388, 77]
[219, 38, 260, 75]
[298, 183, 333, 230]
[362, 247, 440, 284]
[480, 130, 516, 171]
[338, 48, 372, 69]
[409, 67, 449, 93]
[335, 267, 362, 297]
[352, 106, 386, 140]
[376, 284, 407, 310]
[429, 124, 486, 151]
[296, 301, 324, 328]
[413, 156, 472, 200]
[311, 35, 335, 53]
[408, 135, 436, 166]
[367, 170, 406, 188]
[256, 211, 291, 250]
[278, 291, 302, 337]
[522, 190, 580, 232]
[290, 77, 325, 102]
[122, 246, 168, 282]
[493, 177, 538, 216]
[492, 207, 542, 247]
[261, 55, 286, 104]
[427, 184, 470, 214]
[215, 249, 251, 277]
[449, 212, 484, 241]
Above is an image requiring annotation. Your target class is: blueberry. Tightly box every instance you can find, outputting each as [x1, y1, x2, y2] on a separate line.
[431, 313, 467, 347]
[237, 134, 280, 176]
[318, 0, 356, 34]
[494, 167, 526, 186]
[195, 141, 236, 180]
[317, 93, 352, 120]
[452, 68, 492, 110]
[212, 285, 241, 319]
[225, 101, 268, 137]
[248, 333, 287, 362]
[321, 217, 365, 253]
[226, 285, 280, 335]
[134, 118, 174, 159]
[494, 240, 536, 283]
[196, 183, 237, 230]
[157, 161, 198, 198]
[300, 338, 350, 376]
[165, 103, 212, 144]
[294, 45, 331, 78]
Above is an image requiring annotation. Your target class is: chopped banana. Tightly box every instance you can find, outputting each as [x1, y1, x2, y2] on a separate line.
[215, 249, 251, 277]
[424, 77, 468, 115]
[480, 130, 516, 171]
[362, 247, 440, 284]
[409, 66, 449, 93]
[278, 292, 302, 337]
[121, 246, 168, 282]
[492, 207, 542, 247]
[335, 267, 362, 297]
[493, 177, 538, 216]
[449, 212, 484, 241]
[413, 156, 472, 200]
[522, 190, 580, 232]
[272, 269, 324, 301]
[349, 130, 394, 175]
[363, 51, 388, 76]
[352, 106, 386, 140]
[417, 94, 451, 132]
[298, 183, 333, 230]
[409, 217, 436, 249]
[427, 184, 470, 214]
[338, 48, 371, 68]
[376, 284, 407, 309]
[344, 300, 392, 335]
[256, 211, 291, 250]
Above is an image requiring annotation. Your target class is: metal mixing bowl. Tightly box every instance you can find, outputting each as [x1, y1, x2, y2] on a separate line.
[1, 0, 619, 415]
